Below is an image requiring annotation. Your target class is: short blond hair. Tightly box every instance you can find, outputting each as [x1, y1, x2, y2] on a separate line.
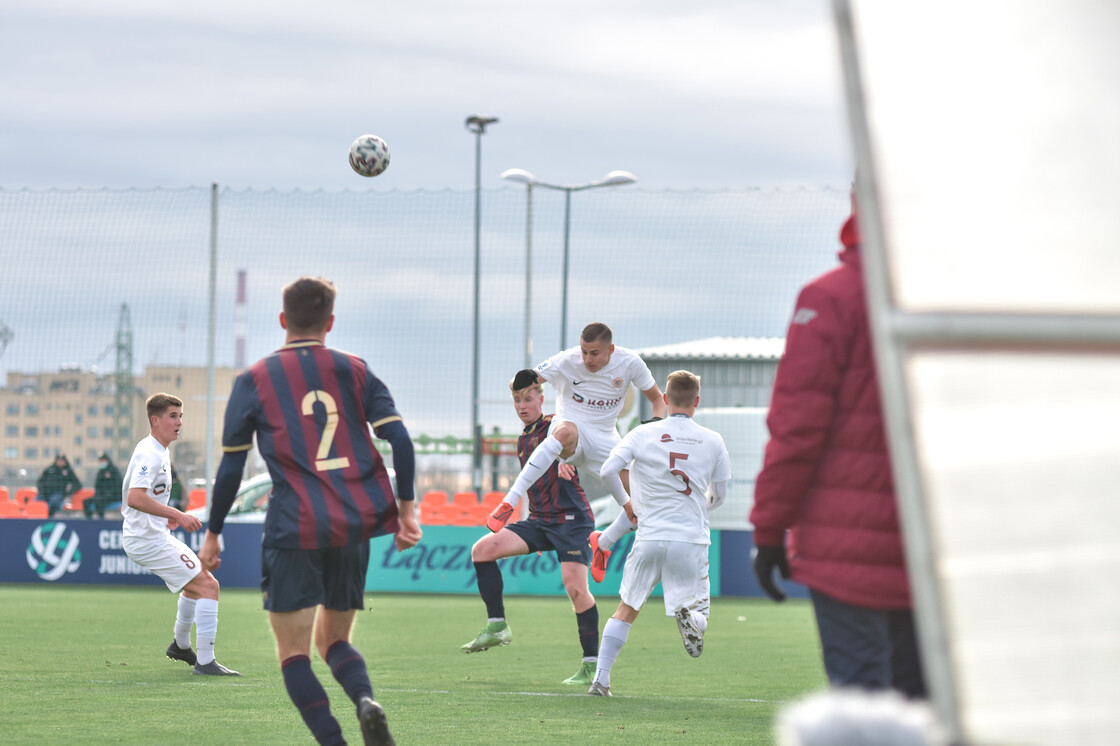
[665, 370, 700, 408]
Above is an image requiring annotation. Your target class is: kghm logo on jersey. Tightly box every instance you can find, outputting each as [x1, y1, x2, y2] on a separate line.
[26, 522, 82, 581]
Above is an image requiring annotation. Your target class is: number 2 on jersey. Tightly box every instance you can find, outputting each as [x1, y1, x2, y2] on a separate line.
[301, 390, 351, 471]
[669, 451, 692, 495]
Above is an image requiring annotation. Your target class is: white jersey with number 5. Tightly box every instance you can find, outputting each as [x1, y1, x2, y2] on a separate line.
[534, 345, 656, 431]
[609, 413, 731, 545]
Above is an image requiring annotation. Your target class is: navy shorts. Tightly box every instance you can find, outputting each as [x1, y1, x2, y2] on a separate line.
[261, 542, 370, 613]
[506, 518, 593, 565]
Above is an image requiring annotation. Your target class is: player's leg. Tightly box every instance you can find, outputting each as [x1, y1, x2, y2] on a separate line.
[663, 543, 710, 658]
[590, 540, 663, 696]
[462, 529, 530, 652]
[267, 546, 347, 744]
[272, 607, 349, 744]
[559, 558, 599, 685]
[491, 422, 579, 528]
[180, 557, 237, 674]
[317, 542, 397, 746]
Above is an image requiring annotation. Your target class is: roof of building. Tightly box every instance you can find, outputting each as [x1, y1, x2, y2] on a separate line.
[636, 336, 785, 361]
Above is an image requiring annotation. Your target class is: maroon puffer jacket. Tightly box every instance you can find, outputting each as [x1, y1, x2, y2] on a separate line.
[749, 213, 912, 610]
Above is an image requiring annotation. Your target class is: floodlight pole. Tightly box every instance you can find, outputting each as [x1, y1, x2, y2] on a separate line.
[466, 115, 498, 500]
[500, 169, 637, 351]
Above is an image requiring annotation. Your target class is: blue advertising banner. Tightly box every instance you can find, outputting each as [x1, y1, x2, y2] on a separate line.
[0, 518, 262, 588]
[1, 518, 801, 599]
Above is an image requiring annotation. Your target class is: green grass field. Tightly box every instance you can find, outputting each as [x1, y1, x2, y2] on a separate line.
[0, 585, 826, 745]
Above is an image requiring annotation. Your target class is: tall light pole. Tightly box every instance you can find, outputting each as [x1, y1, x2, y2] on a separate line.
[499, 168, 535, 368]
[466, 115, 498, 499]
[500, 169, 636, 350]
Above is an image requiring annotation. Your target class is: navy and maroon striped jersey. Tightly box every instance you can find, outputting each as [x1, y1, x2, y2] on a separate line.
[521, 414, 593, 524]
[222, 340, 401, 549]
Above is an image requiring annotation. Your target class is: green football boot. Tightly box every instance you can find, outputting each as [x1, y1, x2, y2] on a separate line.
[561, 659, 596, 686]
[460, 621, 512, 653]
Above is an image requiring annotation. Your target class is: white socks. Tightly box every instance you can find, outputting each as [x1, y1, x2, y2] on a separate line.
[593, 617, 631, 688]
[174, 594, 197, 649]
[598, 511, 638, 551]
[503, 435, 565, 507]
[195, 598, 219, 665]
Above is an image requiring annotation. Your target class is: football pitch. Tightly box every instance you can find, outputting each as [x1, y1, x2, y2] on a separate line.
[0, 584, 825, 745]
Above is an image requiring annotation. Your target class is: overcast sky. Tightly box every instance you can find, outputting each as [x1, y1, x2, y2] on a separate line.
[2, 0, 852, 191]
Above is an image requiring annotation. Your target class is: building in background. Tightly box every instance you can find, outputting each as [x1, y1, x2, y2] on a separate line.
[0, 365, 240, 489]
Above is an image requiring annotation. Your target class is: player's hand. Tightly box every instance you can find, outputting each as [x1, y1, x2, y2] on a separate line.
[622, 500, 638, 526]
[751, 544, 791, 602]
[511, 369, 537, 390]
[394, 521, 422, 551]
[557, 462, 576, 481]
[176, 511, 202, 532]
[198, 531, 222, 571]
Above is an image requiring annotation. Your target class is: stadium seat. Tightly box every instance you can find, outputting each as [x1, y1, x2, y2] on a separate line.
[64, 488, 94, 512]
[0, 486, 9, 503]
[0, 499, 23, 517]
[22, 500, 49, 518]
[447, 492, 480, 525]
[421, 490, 449, 508]
[481, 491, 504, 509]
[451, 491, 478, 509]
[187, 489, 208, 511]
[419, 502, 449, 525]
[14, 488, 37, 506]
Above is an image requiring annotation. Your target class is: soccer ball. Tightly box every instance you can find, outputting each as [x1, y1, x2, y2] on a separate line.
[348, 134, 390, 177]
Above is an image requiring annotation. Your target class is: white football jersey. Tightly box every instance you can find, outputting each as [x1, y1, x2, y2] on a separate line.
[121, 435, 175, 542]
[610, 414, 731, 545]
[535, 345, 656, 430]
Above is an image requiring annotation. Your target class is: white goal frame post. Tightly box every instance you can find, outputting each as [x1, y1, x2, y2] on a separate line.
[832, 2, 1120, 745]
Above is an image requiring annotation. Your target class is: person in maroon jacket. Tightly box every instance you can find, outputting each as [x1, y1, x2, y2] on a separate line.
[749, 191, 927, 699]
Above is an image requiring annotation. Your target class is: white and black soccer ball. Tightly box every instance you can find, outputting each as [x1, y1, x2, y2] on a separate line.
[348, 134, 390, 177]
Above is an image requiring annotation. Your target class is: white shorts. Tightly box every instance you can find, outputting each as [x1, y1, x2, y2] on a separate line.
[123, 533, 203, 593]
[618, 539, 711, 617]
[554, 419, 620, 477]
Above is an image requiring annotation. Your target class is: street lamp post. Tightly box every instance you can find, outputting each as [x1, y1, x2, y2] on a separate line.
[466, 115, 498, 500]
[500, 169, 636, 350]
[499, 168, 536, 369]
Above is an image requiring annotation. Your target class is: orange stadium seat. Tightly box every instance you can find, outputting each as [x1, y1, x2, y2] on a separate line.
[419, 491, 450, 525]
[0, 500, 23, 517]
[0, 486, 9, 503]
[64, 488, 94, 512]
[14, 488, 37, 507]
[448, 492, 480, 525]
[187, 489, 208, 511]
[22, 500, 49, 518]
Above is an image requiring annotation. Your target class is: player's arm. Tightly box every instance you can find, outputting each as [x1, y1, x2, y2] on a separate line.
[707, 480, 728, 511]
[642, 384, 667, 419]
[126, 487, 201, 531]
[198, 448, 248, 571]
[376, 418, 422, 551]
[600, 454, 629, 506]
